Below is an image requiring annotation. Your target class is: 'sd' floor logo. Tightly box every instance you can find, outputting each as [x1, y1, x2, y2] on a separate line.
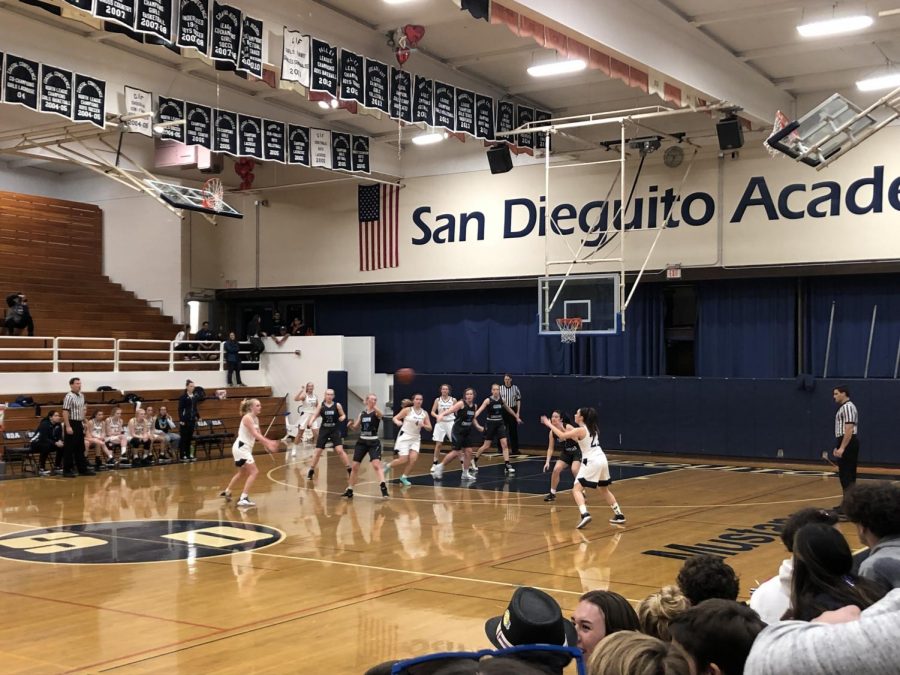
[0, 520, 283, 564]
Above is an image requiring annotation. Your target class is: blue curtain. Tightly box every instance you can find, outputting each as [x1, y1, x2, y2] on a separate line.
[806, 275, 900, 378]
[696, 278, 796, 377]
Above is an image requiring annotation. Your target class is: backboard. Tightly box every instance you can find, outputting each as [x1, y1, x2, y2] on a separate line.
[538, 273, 619, 336]
[144, 179, 243, 218]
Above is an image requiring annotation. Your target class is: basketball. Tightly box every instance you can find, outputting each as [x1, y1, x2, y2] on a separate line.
[395, 367, 416, 384]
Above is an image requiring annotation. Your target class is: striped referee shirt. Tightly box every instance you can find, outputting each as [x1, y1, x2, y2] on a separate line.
[835, 400, 858, 438]
[63, 390, 86, 422]
[499, 383, 521, 410]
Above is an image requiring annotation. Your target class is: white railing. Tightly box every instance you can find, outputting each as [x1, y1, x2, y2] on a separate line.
[0, 337, 255, 373]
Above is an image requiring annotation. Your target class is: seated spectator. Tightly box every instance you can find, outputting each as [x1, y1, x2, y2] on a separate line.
[843, 481, 900, 590]
[225, 331, 244, 386]
[153, 405, 181, 459]
[104, 406, 129, 466]
[572, 590, 640, 657]
[33, 409, 64, 476]
[589, 631, 692, 675]
[750, 507, 839, 623]
[128, 407, 153, 467]
[676, 555, 740, 606]
[273, 324, 290, 347]
[785, 523, 887, 620]
[173, 325, 197, 360]
[669, 599, 766, 675]
[4, 292, 34, 336]
[247, 314, 266, 361]
[744, 588, 900, 675]
[84, 410, 114, 470]
[289, 317, 306, 335]
[484, 586, 578, 674]
[637, 585, 690, 641]
[196, 321, 217, 360]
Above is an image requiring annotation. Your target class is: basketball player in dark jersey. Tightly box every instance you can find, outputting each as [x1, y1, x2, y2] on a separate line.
[305, 388, 352, 482]
[473, 383, 521, 475]
[344, 393, 389, 499]
[542, 410, 582, 502]
[433, 387, 484, 481]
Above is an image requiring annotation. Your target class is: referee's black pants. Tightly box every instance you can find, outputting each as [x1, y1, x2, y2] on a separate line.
[502, 410, 520, 455]
[836, 436, 860, 501]
[63, 420, 88, 474]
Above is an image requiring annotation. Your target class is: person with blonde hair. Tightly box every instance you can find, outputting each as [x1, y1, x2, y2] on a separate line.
[220, 398, 278, 507]
[589, 631, 692, 675]
[638, 585, 690, 641]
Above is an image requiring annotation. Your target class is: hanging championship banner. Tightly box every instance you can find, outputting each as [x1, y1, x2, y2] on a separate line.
[339, 49, 364, 104]
[517, 105, 534, 150]
[287, 124, 310, 165]
[156, 96, 185, 142]
[237, 114, 262, 158]
[73, 73, 106, 127]
[213, 108, 238, 155]
[4, 54, 39, 111]
[95, 0, 136, 29]
[534, 109, 551, 150]
[310, 128, 332, 168]
[496, 100, 514, 142]
[474, 93, 494, 141]
[331, 132, 351, 172]
[281, 29, 309, 87]
[210, 2, 241, 68]
[263, 119, 285, 163]
[64, 0, 95, 9]
[412, 75, 433, 126]
[177, 0, 209, 55]
[363, 58, 388, 113]
[310, 39, 338, 95]
[352, 135, 370, 174]
[433, 81, 454, 131]
[124, 85, 152, 135]
[390, 67, 412, 123]
[185, 101, 212, 148]
[237, 14, 263, 78]
[39, 64, 74, 120]
[455, 88, 475, 136]
[135, 0, 173, 42]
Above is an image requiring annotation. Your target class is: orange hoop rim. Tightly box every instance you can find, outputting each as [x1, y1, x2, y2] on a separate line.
[556, 317, 583, 330]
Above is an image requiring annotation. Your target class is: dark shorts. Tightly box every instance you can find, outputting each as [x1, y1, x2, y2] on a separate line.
[452, 426, 477, 450]
[129, 438, 150, 450]
[559, 448, 582, 465]
[353, 438, 382, 463]
[484, 420, 508, 443]
[316, 426, 343, 449]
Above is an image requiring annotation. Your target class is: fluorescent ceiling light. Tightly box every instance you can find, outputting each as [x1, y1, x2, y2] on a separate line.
[331, 99, 339, 108]
[797, 15, 873, 37]
[412, 132, 446, 146]
[856, 72, 900, 91]
[317, 100, 330, 109]
[527, 59, 586, 78]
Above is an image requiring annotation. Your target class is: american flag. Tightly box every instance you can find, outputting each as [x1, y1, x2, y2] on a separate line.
[358, 183, 400, 271]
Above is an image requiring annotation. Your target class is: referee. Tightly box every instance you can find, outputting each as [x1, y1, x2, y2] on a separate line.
[62, 376, 93, 477]
[500, 374, 522, 456]
[830, 385, 859, 511]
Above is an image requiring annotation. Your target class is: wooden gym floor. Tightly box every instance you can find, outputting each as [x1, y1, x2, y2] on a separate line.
[0, 446, 862, 674]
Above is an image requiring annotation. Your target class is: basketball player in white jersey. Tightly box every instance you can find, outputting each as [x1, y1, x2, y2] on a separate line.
[220, 398, 278, 507]
[286, 382, 319, 454]
[104, 406, 128, 466]
[385, 394, 432, 487]
[541, 407, 626, 529]
[84, 410, 114, 469]
[429, 384, 456, 474]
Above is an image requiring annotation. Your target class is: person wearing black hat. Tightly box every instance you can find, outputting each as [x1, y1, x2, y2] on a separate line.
[484, 586, 578, 675]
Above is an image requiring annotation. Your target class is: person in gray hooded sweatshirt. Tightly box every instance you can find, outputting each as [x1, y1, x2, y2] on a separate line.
[844, 481, 900, 590]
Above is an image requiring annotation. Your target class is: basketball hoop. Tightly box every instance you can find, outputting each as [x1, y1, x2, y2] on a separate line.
[201, 177, 225, 211]
[556, 317, 582, 343]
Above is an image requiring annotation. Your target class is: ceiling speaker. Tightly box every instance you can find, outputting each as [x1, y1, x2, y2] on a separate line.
[716, 117, 744, 151]
[487, 144, 513, 174]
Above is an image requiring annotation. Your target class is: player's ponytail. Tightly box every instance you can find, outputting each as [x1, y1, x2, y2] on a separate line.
[580, 407, 599, 439]
[400, 398, 413, 409]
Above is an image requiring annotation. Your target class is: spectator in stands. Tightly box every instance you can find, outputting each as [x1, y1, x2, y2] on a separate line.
[4, 292, 33, 336]
[843, 481, 900, 590]
[669, 599, 766, 675]
[273, 324, 290, 347]
[572, 590, 640, 657]
[225, 331, 244, 386]
[247, 314, 265, 361]
[84, 410, 114, 470]
[744, 589, 900, 675]
[785, 523, 887, 620]
[178, 379, 201, 462]
[269, 310, 284, 335]
[153, 405, 180, 460]
[104, 406, 128, 466]
[173, 325, 197, 360]
[676, 555, 740, 606]
[637, 585, 690, 641]
[589, 631, 692, 675]
[33, 409, 64, 476]
[289, 317, 306, 335]
[196, 321, 216, 360]
[750, 507, 840, 623]
[128, 407, 153, 466]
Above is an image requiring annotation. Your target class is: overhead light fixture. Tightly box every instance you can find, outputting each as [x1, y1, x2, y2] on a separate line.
[331, 99, 339, 108]
[527, 59, 586, 78]
[317, 100, 330, 109]
[856, 71, 900, 91]
[797, 15, 873, 38]
[412, 132, 447, 146]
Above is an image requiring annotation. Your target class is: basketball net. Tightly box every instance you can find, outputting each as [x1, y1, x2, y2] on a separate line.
[556, 317, 582, 343]
[766, 111, 796, 158]
[202, 177, 225, 211]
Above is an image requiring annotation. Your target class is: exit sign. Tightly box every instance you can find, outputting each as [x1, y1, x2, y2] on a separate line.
[666, 265, 682, 280]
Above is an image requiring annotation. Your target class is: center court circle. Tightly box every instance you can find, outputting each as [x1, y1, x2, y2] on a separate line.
[0, 519, 284, 565]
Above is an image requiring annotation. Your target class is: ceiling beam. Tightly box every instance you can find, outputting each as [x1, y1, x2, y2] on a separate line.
[737, 27, 900, 61]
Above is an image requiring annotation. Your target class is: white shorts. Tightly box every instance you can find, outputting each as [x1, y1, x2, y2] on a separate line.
[232, 439, 256, 466]
[576, 449, 611, 488]
[433, 420, 454, 443]
[297, 412, 321, 430]
[394, 434, 421, 456]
